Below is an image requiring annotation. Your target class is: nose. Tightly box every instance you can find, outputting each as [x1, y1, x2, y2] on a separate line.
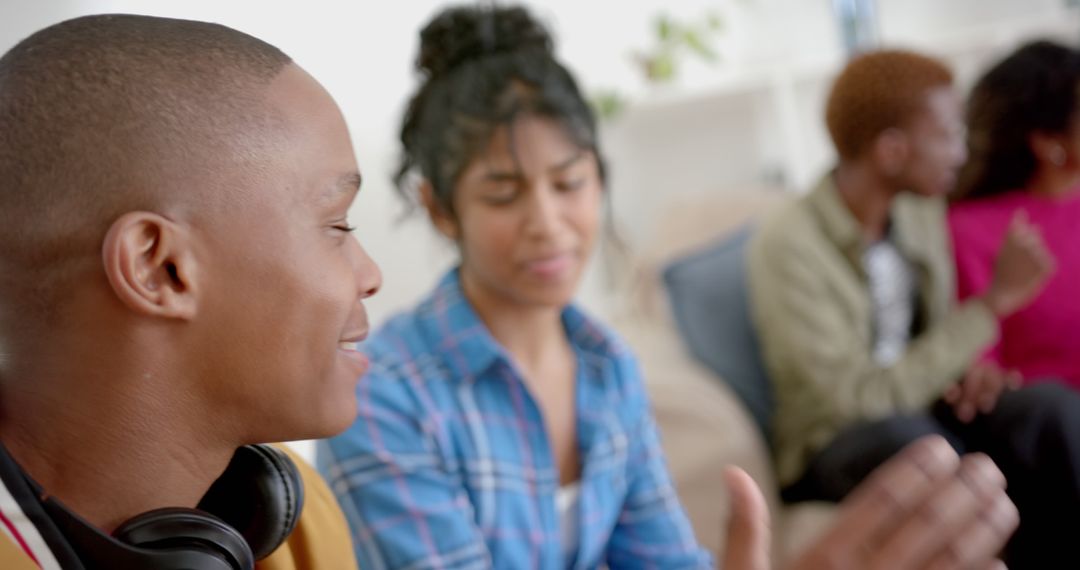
[955, 140, 969, 167]
[348, 236, 382, 300]
[951, 127, 969, 167]
[523, 184, 561, 238]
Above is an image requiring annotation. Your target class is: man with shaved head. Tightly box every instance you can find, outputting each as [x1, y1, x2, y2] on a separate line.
[0, 14, 378, 569]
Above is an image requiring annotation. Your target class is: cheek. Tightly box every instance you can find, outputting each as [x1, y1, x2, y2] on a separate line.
[568, 187, 604, 244]
[251, 248, 350, 370]
[301, 251, 356, 337]
[459, 212, 518, 269]
[907, 149, 936, 178]
[1070, 131, 1080, 154]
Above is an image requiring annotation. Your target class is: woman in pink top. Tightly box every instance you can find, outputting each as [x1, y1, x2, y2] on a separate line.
[950, 40, 1080, 390]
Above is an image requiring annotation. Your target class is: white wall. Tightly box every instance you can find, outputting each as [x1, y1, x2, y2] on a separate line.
[3, 0, 1078, 320]
[599, 0, 1080, 254]
[7, 0, 823, 322]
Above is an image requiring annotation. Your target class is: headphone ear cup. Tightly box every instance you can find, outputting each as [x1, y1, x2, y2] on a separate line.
[112, 507, 255, 570]
[198, 444, 304, 560]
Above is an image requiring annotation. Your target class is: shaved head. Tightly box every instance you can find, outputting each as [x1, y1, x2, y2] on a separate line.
[0, 14, 292, 322]
[0, 14, 381, 529]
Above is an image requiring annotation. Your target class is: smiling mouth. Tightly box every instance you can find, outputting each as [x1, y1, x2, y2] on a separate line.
[526, 252, 572, 265]
[523, 253, 574, 277]
[339, 330, 368, 345]
[338, 332, 368, 359]
[337, 339, 370, 375]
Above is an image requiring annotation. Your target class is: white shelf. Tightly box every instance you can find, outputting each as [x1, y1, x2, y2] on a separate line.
[600, 6, 1080, 254]
[619, 8, 1080, 115]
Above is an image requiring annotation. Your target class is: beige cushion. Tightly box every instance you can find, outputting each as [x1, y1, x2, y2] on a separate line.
[608, 186, 835, 564]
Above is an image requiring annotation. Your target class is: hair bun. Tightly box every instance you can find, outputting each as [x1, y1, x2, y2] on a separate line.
[417, 5, 552, 76]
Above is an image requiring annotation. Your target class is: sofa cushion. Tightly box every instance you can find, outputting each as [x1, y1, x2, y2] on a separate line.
[615, 313, 779, 562]
[662, 225, 774, 441]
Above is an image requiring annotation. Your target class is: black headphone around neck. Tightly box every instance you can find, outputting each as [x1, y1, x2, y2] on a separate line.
[41, 444, 304, 570]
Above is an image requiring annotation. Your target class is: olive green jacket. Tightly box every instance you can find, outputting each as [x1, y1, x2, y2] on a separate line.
[748, 174, 997, 486]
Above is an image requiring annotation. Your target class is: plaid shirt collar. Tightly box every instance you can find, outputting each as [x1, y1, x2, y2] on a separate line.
[416, 268, 615, 384]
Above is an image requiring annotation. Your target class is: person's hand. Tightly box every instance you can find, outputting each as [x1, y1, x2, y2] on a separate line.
[982, 210, 1054, 318]
[944, 362, 1022, 423]
[722, 436, 1018, 570]
[722, 467, 771, 570]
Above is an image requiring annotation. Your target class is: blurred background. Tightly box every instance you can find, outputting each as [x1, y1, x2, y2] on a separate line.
[3, 0, 1078, 324]
[6, 3, 1080, 554]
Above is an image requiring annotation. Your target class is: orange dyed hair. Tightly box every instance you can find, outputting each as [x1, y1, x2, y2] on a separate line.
[826, 49, 953, 160]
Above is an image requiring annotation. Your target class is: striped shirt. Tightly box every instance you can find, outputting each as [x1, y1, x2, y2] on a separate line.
[0, 441, 360, 570]
[0, 443, 80, 570]
[318, 270, 711, 570]
[863, 234, 917, 366]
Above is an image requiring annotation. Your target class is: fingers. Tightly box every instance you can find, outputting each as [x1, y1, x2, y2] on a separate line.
[956, 401, 978, 424]
[788, 439, 1019, 570]
[978, 385, 1002, 415]
[1006, 369, 1023, 390]
[722, 467, 771, 570]
[953, 363, 1016, 422]
[1007, 211, 1055, 274]
[956, 365, 988, 423]
[975, 366, 1007, 415]
[1025, 233, 1055, 277]
[944, 384, 962, 405]
[989, 210, 1057, 317]
[824, 436, 958, 549]
[788, 437, 958, 569]
[1010, 208, 1029, 228]
[922, 491, 1017, 570]
[868, 453, 1012, 569]
[976, 369, 1016, 415]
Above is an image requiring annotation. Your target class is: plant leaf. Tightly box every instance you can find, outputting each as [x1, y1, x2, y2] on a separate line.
[655, 14, 674, 42]
[683, 29, 718, 61]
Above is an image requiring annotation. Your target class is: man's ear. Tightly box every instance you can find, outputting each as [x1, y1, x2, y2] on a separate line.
[872, 127, 911, 178]
[101, 212, 198, 320]
[418, 181, 460, 240]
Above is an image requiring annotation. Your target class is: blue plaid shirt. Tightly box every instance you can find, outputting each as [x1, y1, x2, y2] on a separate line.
[317, 270, 711, 570]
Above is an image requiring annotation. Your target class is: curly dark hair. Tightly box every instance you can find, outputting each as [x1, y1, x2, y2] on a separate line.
[395, 4, 604, 219]
[954, 40, 1080, 201]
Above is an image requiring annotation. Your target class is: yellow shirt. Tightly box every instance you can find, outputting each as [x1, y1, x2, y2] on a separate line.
[0, 535, 36, 570]
[258, 445, 359, 570]
[0, 445, 357, 570]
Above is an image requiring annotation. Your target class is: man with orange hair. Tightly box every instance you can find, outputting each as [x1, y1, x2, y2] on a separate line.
[749, 49, 1080, 565]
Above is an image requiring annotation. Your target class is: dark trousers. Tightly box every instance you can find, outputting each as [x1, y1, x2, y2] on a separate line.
[782, 382, 1080, 569]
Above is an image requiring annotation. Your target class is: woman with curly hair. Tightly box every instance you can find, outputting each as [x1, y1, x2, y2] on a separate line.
[319, 6, 1022, 569]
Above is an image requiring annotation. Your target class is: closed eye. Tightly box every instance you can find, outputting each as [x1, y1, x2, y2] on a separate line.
[482, 186, 521, 205]
[556, 179, 585, 192]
